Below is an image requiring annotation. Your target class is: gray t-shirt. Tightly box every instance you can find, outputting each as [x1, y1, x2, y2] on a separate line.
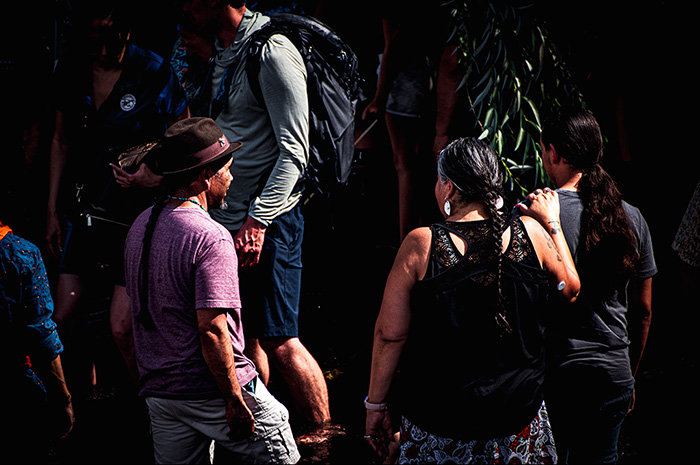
[125, 205, 257, 399]
[550, 190, 657, 385]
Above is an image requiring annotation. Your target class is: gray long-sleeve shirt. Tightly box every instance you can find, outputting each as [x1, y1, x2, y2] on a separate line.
[207, 9, 309, 231]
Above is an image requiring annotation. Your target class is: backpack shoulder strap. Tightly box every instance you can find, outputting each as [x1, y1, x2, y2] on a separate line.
[245, 21, 286, 106]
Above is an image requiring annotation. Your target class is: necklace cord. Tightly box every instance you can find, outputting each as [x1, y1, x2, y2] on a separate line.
[166, 195, 207, 212]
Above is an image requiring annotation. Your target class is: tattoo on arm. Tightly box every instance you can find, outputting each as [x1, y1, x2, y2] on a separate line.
[541, 228, 563, 262]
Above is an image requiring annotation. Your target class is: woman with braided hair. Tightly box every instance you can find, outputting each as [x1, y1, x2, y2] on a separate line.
[364, 137, 579, 464]
[536, 108, 656, 464]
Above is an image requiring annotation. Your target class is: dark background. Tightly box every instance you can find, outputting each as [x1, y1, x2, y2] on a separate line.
[1, 1, 697, 463]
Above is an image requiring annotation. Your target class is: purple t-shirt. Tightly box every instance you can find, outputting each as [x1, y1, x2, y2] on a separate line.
[125, 205, 257, 399]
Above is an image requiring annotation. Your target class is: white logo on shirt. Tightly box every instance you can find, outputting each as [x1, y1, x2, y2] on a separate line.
[120, 94, 136, 112]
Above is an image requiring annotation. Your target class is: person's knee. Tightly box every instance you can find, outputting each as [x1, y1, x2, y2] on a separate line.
[261, 337, 316, 369]
[53, 274, 83, 324]
[259, 337, 297, 359]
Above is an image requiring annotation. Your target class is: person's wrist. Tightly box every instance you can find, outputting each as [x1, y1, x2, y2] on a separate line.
[546, 218, 562, 234]
[364, 396, 388, 411]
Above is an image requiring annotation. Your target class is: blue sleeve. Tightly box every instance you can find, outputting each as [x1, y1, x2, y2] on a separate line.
[24, 245, 63, 360]
[158, 62, 189, 121]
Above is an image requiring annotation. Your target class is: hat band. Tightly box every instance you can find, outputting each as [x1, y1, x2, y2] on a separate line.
[191, 136, 231, 163]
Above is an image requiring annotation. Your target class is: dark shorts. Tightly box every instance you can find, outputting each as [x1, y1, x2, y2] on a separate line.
[386, 54, 435, 118]
[238, 206, 304, 339]
[59, 215, 129, 287]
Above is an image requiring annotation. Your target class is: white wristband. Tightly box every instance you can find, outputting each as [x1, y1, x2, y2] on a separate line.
[364, 396, 388, 411]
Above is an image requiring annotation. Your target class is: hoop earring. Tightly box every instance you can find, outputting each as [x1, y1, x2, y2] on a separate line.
[443, 198, 451, 216]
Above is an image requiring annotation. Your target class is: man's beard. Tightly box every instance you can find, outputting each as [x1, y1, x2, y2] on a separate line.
[209, 197, 227, 211]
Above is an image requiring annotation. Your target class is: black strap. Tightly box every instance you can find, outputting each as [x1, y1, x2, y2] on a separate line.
[244, 22, 285, 108]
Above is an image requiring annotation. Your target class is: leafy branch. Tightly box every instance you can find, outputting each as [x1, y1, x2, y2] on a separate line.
[445, 0, 585, 199]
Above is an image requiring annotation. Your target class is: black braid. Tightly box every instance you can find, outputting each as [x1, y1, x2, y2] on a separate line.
[136, 195, 166, 330]
[438, 138, 511, 335]
[485, 192, 511, 335]
[134, 158, 229, 329]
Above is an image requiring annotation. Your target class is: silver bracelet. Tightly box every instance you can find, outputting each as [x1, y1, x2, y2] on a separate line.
[364, 396, 388, 411]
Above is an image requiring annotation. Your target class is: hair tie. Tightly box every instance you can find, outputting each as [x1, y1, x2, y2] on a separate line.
[495, 196, 504, 210]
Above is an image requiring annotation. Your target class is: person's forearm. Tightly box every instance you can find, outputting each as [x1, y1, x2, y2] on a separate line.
[542, 218, 580, 300]
[628, 278, 652, 377]
[47, 136, 68, 214]
[367, 331, 406, 403]
[46, 355, 71, 405]
[198, 310, 254, 439]
[199, 314, 242, 398]
[249, 155, 302, 226]
[373, 18, 400, 102]
[434, 45, 462, 139]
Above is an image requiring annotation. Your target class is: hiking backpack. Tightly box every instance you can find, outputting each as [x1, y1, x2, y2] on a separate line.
[245, 13, 364, 200]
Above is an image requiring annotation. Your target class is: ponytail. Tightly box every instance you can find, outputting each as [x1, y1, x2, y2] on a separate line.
[543, 109, 638, 293]
[578, 164, 638, 290]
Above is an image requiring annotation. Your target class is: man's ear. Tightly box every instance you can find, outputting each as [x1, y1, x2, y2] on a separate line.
[548, 143, 563, 164]
[199, 167, 213, 188]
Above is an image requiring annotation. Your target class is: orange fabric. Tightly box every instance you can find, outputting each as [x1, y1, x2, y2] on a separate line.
[0, 223, 12, 241]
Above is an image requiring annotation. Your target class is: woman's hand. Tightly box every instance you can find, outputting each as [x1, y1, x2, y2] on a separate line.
[517, 187, 581, 301]
[516, 187, 561, 230]
[365, 409, 395, 461]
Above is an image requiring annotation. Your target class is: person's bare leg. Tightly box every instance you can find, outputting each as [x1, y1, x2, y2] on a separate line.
[386, 113, 420, 242]
[110, 285, 138, 383]
[53, 273, 92, 399]
[244, 337, 270, 385]
[53, 273, 83, 332]
[261, 337, 330, 424]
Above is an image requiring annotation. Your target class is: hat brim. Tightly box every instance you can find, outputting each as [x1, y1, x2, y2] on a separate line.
[157, 140, 243, 175]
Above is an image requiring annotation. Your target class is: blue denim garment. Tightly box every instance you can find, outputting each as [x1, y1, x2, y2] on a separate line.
[546, 379, 634, 464]
[238, 205, 304, 338]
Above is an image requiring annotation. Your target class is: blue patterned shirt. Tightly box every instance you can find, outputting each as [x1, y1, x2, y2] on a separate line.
[1, 231, 63, 399]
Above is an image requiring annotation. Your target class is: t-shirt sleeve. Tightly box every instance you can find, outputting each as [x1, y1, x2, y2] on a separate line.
[194, 237, 241, 310]
[629, 206, 657, 280]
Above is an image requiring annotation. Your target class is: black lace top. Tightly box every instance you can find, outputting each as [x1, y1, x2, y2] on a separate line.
[396, 214, 553, 440]
[428, 215, 539, 278]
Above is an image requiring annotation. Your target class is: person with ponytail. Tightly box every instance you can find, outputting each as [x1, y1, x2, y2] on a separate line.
[123, 117, 299, 464]
[533, 108, 656, 464]
[364, 137, 579, 464]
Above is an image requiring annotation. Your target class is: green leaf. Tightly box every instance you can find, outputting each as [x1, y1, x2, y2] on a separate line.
[469, 77, 493, 110]
[523, 96, 541, 127]
[514, 125, 525, 151]
[484, 107, 495, 127]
